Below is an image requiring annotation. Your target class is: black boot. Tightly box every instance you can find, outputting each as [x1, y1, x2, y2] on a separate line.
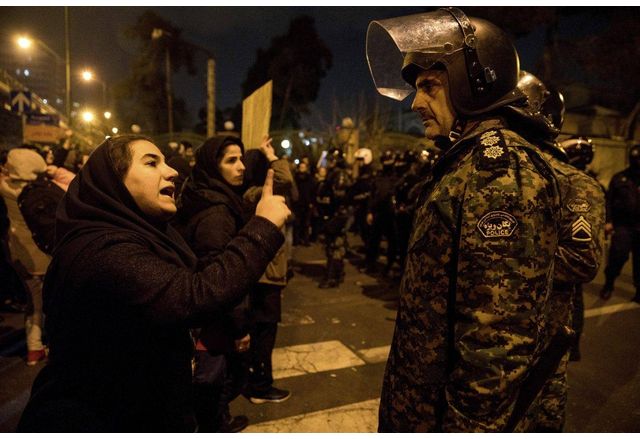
[319, 258, 338, 288]
[217, 408, 249, 433]
[193, 384, 218, 432]
[600, 279, 614, 300]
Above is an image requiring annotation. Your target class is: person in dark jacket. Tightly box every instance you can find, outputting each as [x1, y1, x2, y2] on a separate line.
[174, 135, 252, 432]
[600, 144, 640, 301]
[17, 135, 290, 432]
[242, 141, 294, 404]
[293, 161, 314, 246]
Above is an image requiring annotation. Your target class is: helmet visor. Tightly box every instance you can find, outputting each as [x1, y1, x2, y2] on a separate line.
[366, 9, 465, 101]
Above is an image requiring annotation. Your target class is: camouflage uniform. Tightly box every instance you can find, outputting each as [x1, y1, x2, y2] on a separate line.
[517, 150, 605, 432]
[378, 119, 562, 432]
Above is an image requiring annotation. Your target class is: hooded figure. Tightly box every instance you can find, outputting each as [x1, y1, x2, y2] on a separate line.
[174, 135, 252, 432]
[17, 135, 284, 432]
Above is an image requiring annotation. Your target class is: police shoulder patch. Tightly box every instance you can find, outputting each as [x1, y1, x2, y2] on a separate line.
[567, 198, 591, 213]
[571, 215, 592, 242]
[477, 210, 518, 238]
[475, 129, 509, 170]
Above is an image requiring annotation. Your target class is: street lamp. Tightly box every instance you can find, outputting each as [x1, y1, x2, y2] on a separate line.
[81, 110, 95, 123]
[104, 111, 112, 120]
[15, 32, 71, 123]
[81, 68, 108, 108]
[16, 36, 32, 49]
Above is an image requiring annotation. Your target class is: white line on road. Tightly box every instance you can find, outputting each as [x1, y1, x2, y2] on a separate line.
[243, 398, 380, 433]
[272, 340, 366, 380]
[584, 301, 639, 318]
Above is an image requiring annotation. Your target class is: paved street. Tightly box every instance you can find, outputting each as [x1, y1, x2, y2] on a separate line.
[1, 235, 640, 432]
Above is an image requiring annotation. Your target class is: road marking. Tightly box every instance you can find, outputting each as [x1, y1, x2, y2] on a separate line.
[357, 345, 391, 364]
[584, 302, 639, 318]
[0, 388, 29, 427]
[272, 340, 366, 380]
[243, 398, 380, 432]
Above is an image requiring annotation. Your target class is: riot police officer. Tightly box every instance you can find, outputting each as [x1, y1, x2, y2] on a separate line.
[349, 148, 375, 247]
[392, 149, 421, 273]
[364, 149, 398, 275]
[600, 143, 640, 302]
[558, 135, 602, 362]
[367, 8, 563, 432]
[318, 148, 352, 288]
[506, 72, 605, 431]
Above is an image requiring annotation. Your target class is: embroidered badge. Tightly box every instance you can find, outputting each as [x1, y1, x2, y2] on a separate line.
[567, 198, 591, 213]
[476, 129, 508, 170]
[571, 216, 592, 242]
[477, 211, 518, 238]
[483, 145, 504, 159]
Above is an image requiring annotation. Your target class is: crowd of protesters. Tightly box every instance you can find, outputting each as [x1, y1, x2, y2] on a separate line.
[1, 127, 636, 432]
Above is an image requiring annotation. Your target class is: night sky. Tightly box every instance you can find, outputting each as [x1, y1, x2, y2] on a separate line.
[0, 6, 600, 130]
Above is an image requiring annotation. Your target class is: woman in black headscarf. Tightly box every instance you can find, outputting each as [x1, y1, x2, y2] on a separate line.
[174, 135, 251, 432]
[17, 135, 289, 432]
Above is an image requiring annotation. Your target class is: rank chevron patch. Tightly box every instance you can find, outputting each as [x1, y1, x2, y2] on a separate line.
[571, 215, 592, 242]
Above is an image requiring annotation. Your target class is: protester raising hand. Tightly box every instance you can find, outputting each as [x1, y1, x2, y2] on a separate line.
[255, 169, 291, 228]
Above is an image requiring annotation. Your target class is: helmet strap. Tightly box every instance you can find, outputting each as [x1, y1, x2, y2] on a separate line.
[443, 7, 496, 96]
[448, 118, 465, 142]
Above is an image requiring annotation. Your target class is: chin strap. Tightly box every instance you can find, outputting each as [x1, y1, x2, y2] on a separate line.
[448, 118, 465, 142]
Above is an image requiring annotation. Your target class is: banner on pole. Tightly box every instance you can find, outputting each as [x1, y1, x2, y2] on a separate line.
[242, 80, 272, 150]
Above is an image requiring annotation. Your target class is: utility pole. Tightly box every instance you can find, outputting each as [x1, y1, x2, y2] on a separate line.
[164, 45, 174, 140]
[152, 28, 174, 140]
[64, 6, 71, 125]
[207, 57, 215, 137]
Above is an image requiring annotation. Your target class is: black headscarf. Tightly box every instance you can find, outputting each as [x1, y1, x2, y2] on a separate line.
[176, 135, 250, 226]
[51, 137, 197, 271]
[242, 149, 270, 189]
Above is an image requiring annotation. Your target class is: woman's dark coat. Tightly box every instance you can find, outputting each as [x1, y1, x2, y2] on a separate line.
[17, 139, 283, 432]
[174, 136, 251, 351]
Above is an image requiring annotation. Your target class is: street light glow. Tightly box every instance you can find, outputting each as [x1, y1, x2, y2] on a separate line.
[81, 111, 95, 122]
[82, 70, 94, 82]
[281, 139, 291, 149]
[112, 127, 119, 134]
[104, 111, 112, 119]
[16, 36, 32, 49]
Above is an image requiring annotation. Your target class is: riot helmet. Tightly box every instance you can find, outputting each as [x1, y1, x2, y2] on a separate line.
[505, 71, 561, 143]
[380, 149, 396, 169]
[417, 148, 441, 177]
[327, 147, 346, 168]
[367, 7, 524, 117]
[629, 144, 640, 171]
[542, 88, 565, 132]
[559, 137, 594, 171]
[394, 149, 414, 174]
[354, 147, 373, 166]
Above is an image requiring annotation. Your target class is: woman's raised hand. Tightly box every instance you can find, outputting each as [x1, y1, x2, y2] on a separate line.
[255, 169, 290, 228]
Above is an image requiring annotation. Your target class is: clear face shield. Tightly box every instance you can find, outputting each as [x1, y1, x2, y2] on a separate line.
[366, 9, 466, 101]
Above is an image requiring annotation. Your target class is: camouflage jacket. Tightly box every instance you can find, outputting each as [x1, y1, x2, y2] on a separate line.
[516, 150, 605, 433]
[378, 118, 562, 432]
[545, 153, 605, 287]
